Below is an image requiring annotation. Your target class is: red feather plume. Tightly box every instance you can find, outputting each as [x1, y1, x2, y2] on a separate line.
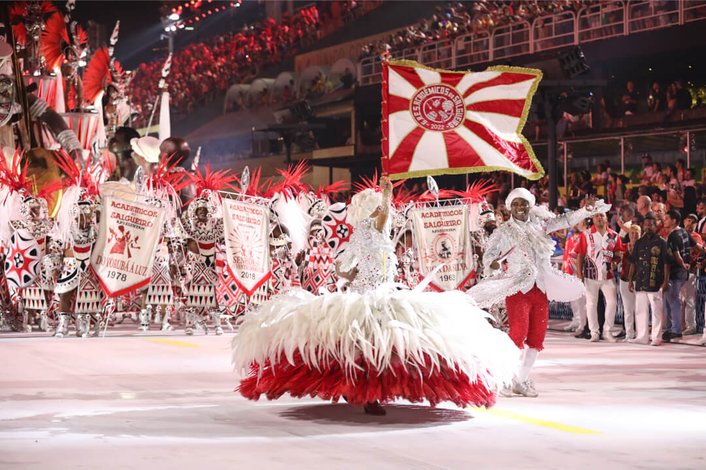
[40, 13, 69, 70]
[74, 24, 88, 47]
[0, 148, 33, 193]
[352, 171, 379, 193]
[315, 180, 348, 199]
[83, 48, 110, 104]
[236, 167, 273, 197]
[83, 48, 123, 105]
[269, 161, 310, 199]
[10, 2, 59, 47]
[190, 164, 238, 198]
[392, 182, 419, 207]
[54, 150, 102, 196]
[449, 179, 498, 203]
[147, 156, 192, 194]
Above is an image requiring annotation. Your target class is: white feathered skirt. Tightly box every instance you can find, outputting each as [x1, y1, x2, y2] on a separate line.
[232, 286, 519, 407]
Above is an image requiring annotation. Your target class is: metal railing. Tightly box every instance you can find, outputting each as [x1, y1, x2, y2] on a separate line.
[358, 1, 706, 85]
[533, 11, 576, 53]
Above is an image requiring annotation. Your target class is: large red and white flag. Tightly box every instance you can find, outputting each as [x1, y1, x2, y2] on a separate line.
[382, 60, 543, 180]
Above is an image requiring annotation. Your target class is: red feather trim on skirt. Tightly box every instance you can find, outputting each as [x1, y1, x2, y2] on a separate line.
[237, 351, 496, 408]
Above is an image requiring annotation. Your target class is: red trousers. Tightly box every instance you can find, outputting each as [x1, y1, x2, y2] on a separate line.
[505, 284, 548, 351]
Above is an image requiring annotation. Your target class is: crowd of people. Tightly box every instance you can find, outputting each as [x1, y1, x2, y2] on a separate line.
[558, 193, 706, 346]
[129, 5, 322, 127]
[607, 79, 700, 119]
[359, 0, 598, 61]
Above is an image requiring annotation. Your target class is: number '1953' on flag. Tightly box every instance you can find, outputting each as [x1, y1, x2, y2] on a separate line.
[382, 60, 544, 180]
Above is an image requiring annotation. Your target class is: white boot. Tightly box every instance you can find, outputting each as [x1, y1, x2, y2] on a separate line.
[212, 309, 224, 335]
[139, 305, 152, 331]
[513, 348, 539, 398]
[161, 305, 173, 331]
[76, 314, 90, 337]
[54, 313, 70, 338]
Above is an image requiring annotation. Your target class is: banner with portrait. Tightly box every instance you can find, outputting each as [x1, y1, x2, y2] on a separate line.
[411, 204, 475, 292]
[222, 197, 271, 296]
[91, 196, 165, 297]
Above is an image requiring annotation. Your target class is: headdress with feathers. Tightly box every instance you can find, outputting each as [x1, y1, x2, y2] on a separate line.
[187, 164, 238, 220]
[10, 2, 58, 49]
[83, 47, 124, 105]
[0, 148, 61, 240]
[53, 150, 104, 244]
[267, 163, 312, 255]
[39, 12, 87, 71]
[142, 156, 192, 236]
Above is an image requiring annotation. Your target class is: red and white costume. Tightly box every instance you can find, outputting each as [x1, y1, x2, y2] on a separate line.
[468, 188, 609, 390]
[575, 225, 625, 339]
[563, 228, 587, 332]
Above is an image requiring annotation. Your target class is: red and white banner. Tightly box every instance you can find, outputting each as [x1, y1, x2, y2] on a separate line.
[222, 198, 271, 296]
[382, 60, 543, 180]
[411, 204, 475, 292]
[91, 196, 165, 297]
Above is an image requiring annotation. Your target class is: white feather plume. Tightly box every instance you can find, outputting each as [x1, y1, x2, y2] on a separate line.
[271, 194, 310, 255]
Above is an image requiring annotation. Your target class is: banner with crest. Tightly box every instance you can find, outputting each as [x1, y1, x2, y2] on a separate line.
[382, 60, 544, 180]
[410, 203, 475, 291]
[91, 196, 165, 297]
[222, 197, 271, 296]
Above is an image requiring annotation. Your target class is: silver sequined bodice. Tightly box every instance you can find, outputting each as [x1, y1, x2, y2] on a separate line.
[340, 218, 397, 294]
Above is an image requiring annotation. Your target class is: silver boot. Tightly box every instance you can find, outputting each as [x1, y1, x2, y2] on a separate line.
[76, 314, 90, 338]
[54, 313, 70, 338]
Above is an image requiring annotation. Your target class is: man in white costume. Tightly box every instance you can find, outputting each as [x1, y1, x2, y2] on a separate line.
[468, 188, 610, 397]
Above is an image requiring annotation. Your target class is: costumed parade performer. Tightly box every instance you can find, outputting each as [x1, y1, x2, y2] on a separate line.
[232, 176, 518, 415]
[468, 188, 610, 397]
[0, 150, 63, 333]
[52, 151, 104, 338]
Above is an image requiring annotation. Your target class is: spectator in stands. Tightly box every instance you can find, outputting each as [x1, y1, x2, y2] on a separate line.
[628, 212, 669, 346]
[652, 201, 668, 238]
[567, 171, 585, 209]
[615, 204, 635, 239]
[576, 212, 624, 342]
[675, 158, 686, 183]
[608, 173, 628, 205]
[580, 170, 595, 197]
[682, 184, 698, 218]
[695, 198, 706, 235]
[675, 80, 693, 110]
[665, 164, 679, 187]
[649, 162, 662, 185]
[636, 194, 652, 219]
[620, 80, 639, 115]
[666, 82, 678, 112]
[662, 210, 692, 341]
[647, 81, 666, 112]
[620, 223, 642, 341]
[639, 154, 654, 184]
[340, 68, 356, 89]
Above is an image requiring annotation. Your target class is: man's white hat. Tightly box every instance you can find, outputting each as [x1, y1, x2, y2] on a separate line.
[505, 187, 535, 208]
[130, 136, 161, 163]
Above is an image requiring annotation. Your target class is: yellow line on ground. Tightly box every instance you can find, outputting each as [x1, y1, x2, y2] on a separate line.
[470, 407, 603, 435]
[147, 338, 201, 348]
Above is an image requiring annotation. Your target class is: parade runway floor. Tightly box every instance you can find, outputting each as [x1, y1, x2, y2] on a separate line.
[1, 326, 705, 470]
